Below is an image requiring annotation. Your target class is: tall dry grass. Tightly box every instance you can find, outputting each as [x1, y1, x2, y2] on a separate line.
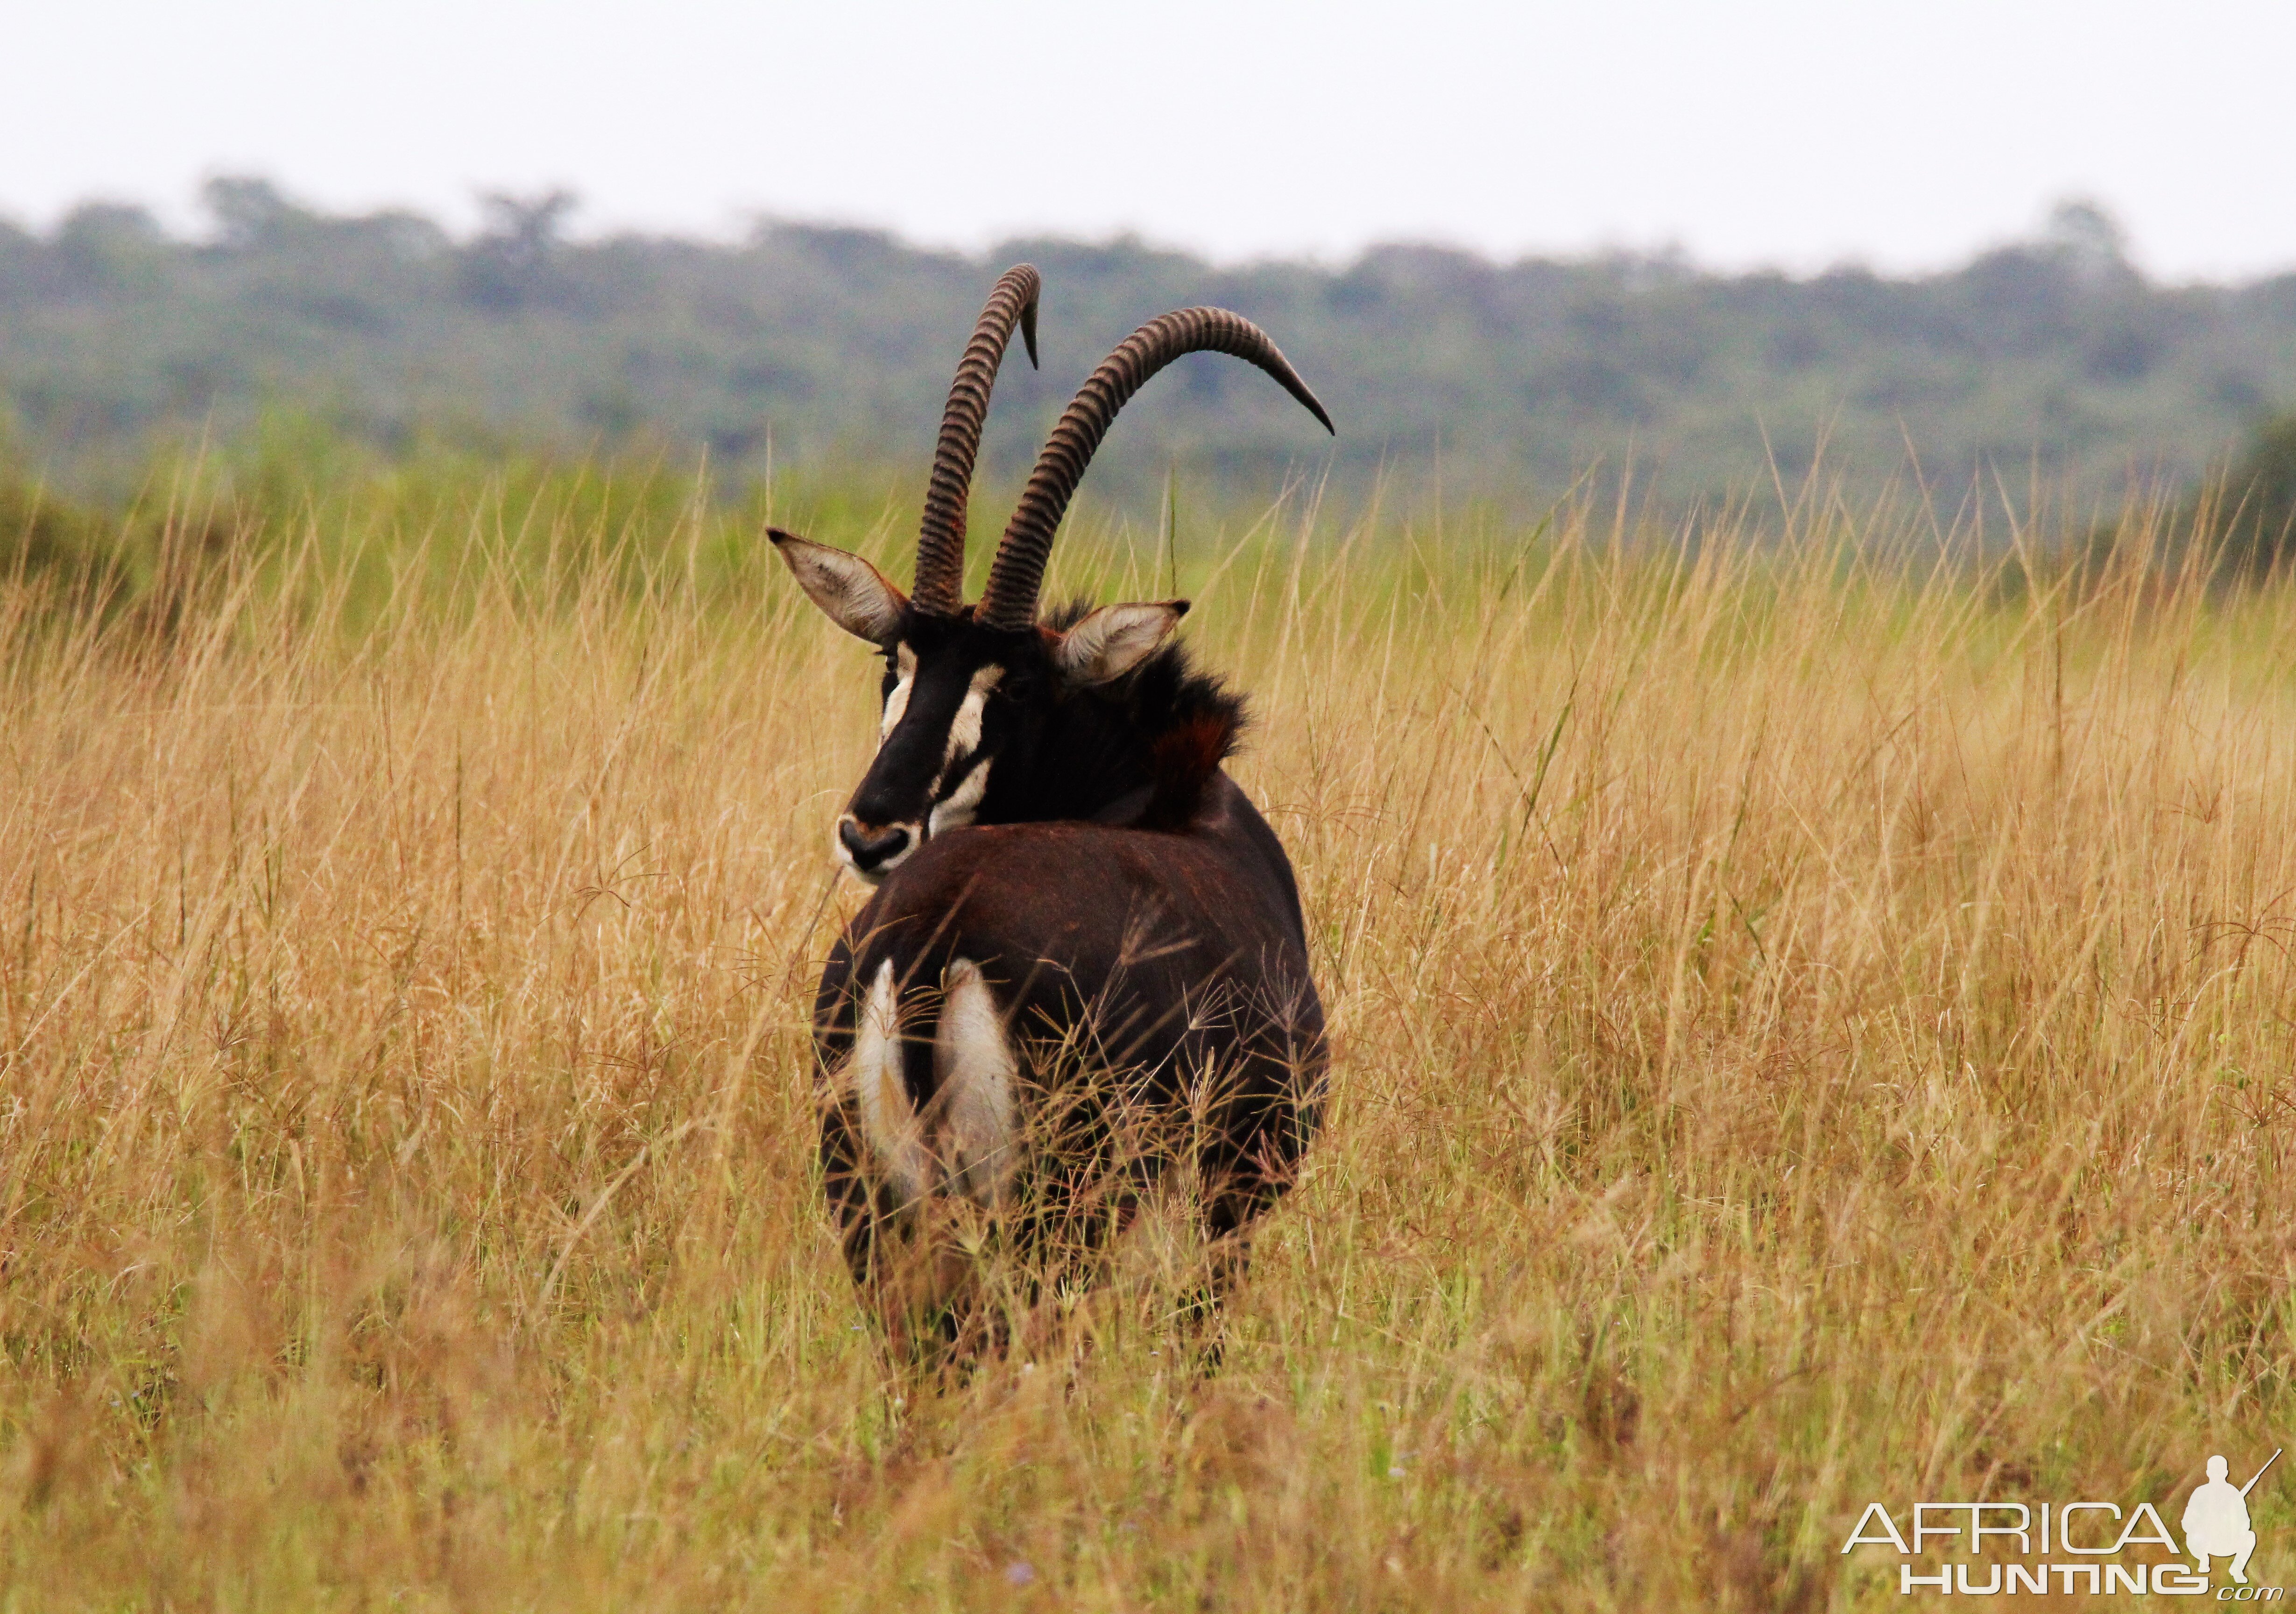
[3, 482, 2294, 1609]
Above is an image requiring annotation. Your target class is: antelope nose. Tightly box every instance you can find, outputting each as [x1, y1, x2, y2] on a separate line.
[838, 817, 912, 873]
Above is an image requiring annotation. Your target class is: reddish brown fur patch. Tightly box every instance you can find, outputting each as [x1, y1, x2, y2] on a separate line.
[1145, 710, 1240, 829]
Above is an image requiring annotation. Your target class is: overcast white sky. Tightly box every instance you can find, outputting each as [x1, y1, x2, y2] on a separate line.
[4, 0, 2291, 280]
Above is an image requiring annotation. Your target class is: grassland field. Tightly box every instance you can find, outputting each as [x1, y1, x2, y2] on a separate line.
[2, 457, 2294, 1610]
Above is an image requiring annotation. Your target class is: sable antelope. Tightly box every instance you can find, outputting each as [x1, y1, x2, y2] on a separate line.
[771, 265, 1332, 1353]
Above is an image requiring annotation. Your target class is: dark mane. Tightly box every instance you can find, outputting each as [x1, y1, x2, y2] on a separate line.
[1043, 599, 1248, 829]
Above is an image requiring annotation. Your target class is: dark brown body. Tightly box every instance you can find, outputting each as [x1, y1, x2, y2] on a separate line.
[811, 772, 1328, 1313]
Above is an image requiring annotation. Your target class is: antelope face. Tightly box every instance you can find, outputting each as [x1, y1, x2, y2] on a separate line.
[771, 528, 1187, 884]
[842, 616, 1011, 881]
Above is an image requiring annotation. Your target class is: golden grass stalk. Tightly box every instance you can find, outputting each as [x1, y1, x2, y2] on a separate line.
[2, 476, 2292, 1608]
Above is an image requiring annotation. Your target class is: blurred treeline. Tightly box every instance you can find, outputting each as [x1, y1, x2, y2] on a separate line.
[10, 402, 2296, 647]
[0, 426, 924, 634]
[6, 179, 2296, 520]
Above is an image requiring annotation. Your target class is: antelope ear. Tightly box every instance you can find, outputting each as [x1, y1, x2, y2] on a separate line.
[770, 527, 907, 644]
[1053, 600, 1189, 687]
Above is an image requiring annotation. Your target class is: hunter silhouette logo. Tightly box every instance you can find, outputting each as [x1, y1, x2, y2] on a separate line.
[2186, 1450, 2278, 1586]
[1840, 1447, 2282, 1596]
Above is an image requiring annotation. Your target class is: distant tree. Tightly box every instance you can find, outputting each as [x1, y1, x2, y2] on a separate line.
[204, 177, 304, 250]
[478, 190, 576, 267]
[2045, 197, 2133, 282]
[50, 203, 165, 295]
[460, 189, 579, 311]
[2220, 410, 2296, 574]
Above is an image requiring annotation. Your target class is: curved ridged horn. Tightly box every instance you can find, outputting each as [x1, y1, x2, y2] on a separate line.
[976, 307, 1331, 631]
[911, 265, 1041, 616]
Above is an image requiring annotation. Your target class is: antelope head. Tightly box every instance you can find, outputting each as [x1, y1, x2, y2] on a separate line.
[773, 265, 1333, 883]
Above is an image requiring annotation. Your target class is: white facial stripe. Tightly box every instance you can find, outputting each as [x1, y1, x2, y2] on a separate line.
[928, 755, 992, 836]
[878, 644, 918, 742]
[942, 664, 1003, 766]
[878, 678, 912, 741]
[924, 663, 1003, 802]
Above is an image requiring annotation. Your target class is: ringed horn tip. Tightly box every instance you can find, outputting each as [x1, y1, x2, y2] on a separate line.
[911, 264, 1041, 616]
[976, 307, 1331, 632]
